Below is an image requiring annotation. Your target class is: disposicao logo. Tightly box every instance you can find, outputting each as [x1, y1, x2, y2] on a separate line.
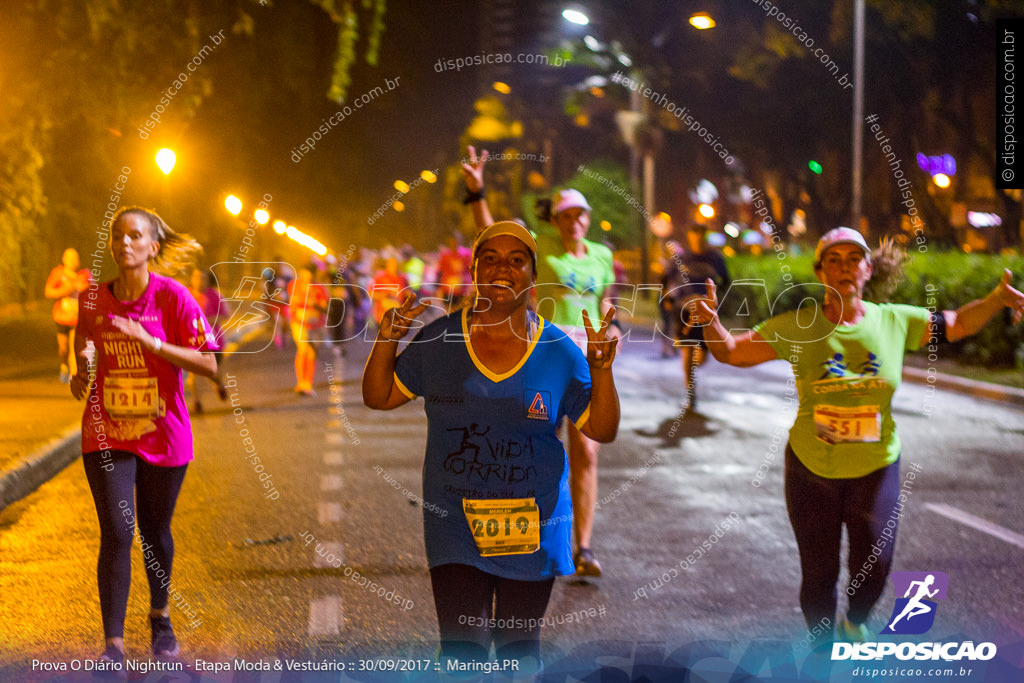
[832, 571, 997, 662]
[881, 571, 948, 635]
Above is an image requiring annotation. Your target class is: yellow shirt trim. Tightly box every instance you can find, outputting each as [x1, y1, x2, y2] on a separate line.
[394, 373, 415, 399]
[461, 307, 544, 383]
[573, 403, 591, 432]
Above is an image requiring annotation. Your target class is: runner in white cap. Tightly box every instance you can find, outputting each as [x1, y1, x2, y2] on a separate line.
[689, 226, 1024, 646]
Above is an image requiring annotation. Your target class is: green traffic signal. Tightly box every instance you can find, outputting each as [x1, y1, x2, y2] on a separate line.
[808, 160, 823, 175]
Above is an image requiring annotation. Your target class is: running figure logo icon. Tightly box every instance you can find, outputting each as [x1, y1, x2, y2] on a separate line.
[881, 571, 949, 635]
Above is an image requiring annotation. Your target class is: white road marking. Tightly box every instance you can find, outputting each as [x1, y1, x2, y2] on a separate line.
[318, 502, 343, 524]
[312, 542, 345, 568]
[308, 596, 344, 635]
[324, 451, 344, 466]
[321, 474, 343, 491]
[925, 503, 1024, 549]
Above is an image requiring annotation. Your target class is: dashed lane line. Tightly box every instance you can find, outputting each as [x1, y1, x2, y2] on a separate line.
[318, 502, 343, 524]
[308, 595, 344, 635]
[925, 503, 1024, 549]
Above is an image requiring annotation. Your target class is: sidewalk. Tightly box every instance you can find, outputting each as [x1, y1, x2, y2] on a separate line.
[0, 310, 86, 510]
[2, 315, 1023, 512]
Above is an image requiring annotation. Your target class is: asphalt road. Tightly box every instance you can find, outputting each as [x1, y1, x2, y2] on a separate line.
[1, 328, 1023, 682]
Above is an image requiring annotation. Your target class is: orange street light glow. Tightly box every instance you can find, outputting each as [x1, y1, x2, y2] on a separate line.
[698, 203, 715, 219]
[420, 170, 437, 183]
[273, 220, 287, 234]
[156, 148, 176, 175]
[932, 173, 951, 188]
[285, 225, 327, 255]
[394, 180, 410, 193]
[493, 82, 511, 94]
[254, 209, 270, 225]
[225, 195, 242, 216]
[689, 12, 715, 29]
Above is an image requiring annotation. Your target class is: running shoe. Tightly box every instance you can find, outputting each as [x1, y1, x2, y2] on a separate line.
[97, 645, 127, 680]
[837, 618, 869, 642]
[150, 615, 180, 658]
[574, 548, 603, 577]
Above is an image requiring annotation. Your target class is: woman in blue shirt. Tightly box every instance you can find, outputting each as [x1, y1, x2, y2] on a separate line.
[362, 222, 620, 668]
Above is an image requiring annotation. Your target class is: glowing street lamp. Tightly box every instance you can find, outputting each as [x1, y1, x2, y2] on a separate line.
[254, 209, 270, 225]
[273, 220, 287, 235]
[562, 8, 589, 25]
[932, 173, 951, 189]
[698, 203, 715, 219]
[649, 212, 672, 238]
[420, 170, 437, 183]
[689, 12, 716, 30]
[225, 195, 243, 216]
[155, 148, 176, 175]
[492, 82, 511, 94]
[394, 180, 411, 193]
[394, 201, 405, 212]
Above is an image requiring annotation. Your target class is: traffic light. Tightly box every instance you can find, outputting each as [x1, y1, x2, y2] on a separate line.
[808, 160, 823, 175]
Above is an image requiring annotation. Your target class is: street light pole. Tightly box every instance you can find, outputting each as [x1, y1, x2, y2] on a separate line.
[851, 0, 865, 230]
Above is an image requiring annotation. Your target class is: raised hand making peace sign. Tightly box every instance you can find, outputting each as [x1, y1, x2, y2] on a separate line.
[460, 145, 489, 194]
[378, 293, 430, 342]
[581, 308, 620, 370]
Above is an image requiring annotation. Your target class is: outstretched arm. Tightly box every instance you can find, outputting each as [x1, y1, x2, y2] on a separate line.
[928, 269, 1024, 345]
[461, 145, 494, 229]
[362, 294, 429, 410]
[580, 309, 620, 442]
[692, 279, 778, 367]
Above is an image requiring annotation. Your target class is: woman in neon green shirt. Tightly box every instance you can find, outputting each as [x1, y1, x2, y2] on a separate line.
[693, 227, 1024, 646]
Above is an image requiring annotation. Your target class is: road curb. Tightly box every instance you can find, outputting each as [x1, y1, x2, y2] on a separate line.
[0, 424, 81, 512]
[901, 366, 1024, 407]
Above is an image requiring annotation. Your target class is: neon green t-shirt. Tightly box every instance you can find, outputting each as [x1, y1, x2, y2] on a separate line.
[753, 302, 930, 479]
[534, 236, 615, 328]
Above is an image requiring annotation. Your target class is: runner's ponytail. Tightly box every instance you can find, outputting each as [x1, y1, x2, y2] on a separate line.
[865, 236, 908, 303]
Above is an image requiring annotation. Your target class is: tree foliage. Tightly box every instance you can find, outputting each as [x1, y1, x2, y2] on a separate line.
[0, 0, 387, 307]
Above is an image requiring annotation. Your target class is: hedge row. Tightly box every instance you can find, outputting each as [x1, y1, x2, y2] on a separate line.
[725, 251, 1024, 367]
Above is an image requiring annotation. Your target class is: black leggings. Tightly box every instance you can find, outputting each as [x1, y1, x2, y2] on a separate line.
[784, 444, 900, 632]
[83, 450, 188, 639]
[430, 563, 555, 663]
